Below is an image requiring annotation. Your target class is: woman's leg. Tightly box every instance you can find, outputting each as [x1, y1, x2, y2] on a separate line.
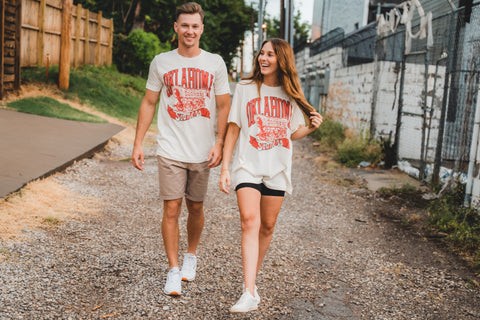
[257, 195, 284, 273]
[236, 187, 262, 295]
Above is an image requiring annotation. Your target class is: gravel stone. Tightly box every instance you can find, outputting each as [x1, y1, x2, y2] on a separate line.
[1, 137, 479, 319]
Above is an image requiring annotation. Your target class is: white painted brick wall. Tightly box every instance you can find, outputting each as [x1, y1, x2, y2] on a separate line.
[296, 47, 446, 164]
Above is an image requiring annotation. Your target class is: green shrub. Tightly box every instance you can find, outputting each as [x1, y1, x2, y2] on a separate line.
[310, 119, 345, 150]
[428, 185, 480, 259]
[113, 30, 170, 77]
[336, 135, 382, 168]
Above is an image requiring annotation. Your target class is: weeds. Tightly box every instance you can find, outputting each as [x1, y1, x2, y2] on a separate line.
[336, 134, 382, 168]
[310, 118, 345, 152]
[42, 217, 62, 227]
[428, 184, 480, 270]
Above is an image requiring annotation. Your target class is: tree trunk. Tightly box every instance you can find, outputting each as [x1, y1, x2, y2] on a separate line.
[131, 1, 144, 31]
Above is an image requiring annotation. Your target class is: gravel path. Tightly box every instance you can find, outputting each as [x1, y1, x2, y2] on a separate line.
[1, 137, 479, 319]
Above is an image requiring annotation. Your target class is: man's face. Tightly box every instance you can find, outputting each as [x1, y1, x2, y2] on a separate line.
[174, 13, 204, 49]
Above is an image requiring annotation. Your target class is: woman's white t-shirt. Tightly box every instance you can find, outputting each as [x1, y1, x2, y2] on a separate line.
[228, 81, 306, 194]
[146, 49, 230, 163]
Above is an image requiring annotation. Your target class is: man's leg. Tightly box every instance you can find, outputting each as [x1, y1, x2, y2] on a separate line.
[185, 199, 204, 255]
[162, 198, 183, 268]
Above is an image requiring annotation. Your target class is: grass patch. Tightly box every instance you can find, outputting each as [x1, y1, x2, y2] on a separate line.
[336, 134, 382, 168]
[311, 118, 382, 168]
[21, 65, 147, 124]
[377, 184, 429, 209]
[0, 178, 100, 241]
[427, 184, 480, 271]
[378, 184, 418, 197]
[42, 216, 62, 227]
[310, 119, 345, 152]
[6, 96, 106, 123]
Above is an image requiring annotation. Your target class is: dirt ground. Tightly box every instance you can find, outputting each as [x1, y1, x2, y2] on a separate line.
[1, 86, 479, 319]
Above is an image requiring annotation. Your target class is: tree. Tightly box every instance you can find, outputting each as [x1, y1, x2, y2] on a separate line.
[73, 0, 252, 71]
[263, 10, 311, 48]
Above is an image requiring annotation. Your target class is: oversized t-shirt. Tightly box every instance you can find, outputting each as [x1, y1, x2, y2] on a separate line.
[146, 49, 230, 162]
[228, 81, 306, 194]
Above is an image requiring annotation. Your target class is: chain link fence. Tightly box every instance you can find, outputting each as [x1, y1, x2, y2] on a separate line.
[367, 3, 480, 186]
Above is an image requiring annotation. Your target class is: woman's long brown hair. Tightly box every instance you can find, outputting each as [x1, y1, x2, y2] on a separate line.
[243, 38, 315, 122]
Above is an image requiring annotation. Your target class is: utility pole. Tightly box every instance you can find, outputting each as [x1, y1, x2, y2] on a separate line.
[280, 0, 285, 39]
[288, 0, 293, 44]
[257, 0, 264, 52]
[281, 0, 293, 45]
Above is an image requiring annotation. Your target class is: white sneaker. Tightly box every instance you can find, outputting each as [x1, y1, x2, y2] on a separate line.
[230, 290, 259, 313]
[181, 253, 197, 282]
[254, 286, 260, 303]
[163, 267, 182, 296]
[243, 284, 260, 303]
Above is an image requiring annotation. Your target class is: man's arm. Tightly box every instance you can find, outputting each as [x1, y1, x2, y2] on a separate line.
[131, 89, 160, 170]
[207, 93, 231, 168]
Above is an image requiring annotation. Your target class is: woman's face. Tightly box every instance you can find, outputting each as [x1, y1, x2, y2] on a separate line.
[258, 42, 279, 80]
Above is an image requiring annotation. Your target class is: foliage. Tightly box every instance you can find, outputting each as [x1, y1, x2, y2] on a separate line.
[377, 184, 418, 197]
[263, 10, 311, 47]
[73, 0, 253, 71]
[336, 134, 382, 168]
[309, 119, 345, 151]
[21, 66, 146, 123]
[113, 29, 170, 77]
[427, 184, 480, 269]
[6, 96, 106, 123]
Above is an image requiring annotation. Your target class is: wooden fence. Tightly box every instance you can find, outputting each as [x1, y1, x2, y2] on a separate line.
[22, 0, 113, 67]
[0, 0, 21, 99]
[1, 0, 113, 97]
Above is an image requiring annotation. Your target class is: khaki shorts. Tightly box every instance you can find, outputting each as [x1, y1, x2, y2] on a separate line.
[157, 156, 210, 202]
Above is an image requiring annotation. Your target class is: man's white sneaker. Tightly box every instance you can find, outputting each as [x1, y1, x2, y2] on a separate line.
[163, 267, 182, 296]
[181, 253, 197, 282]
[230, 290, 259, 313]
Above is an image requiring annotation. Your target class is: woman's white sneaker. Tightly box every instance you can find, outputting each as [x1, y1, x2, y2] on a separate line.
[230, 290, 259, 313]
[181, 253, 197, 281]
[163, 267, 182, 296]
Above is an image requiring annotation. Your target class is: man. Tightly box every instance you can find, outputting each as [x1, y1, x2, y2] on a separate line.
[131, 2, 230, 296]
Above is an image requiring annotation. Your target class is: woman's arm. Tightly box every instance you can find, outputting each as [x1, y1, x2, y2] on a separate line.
[291, 111, 323, 141]
[219, 123, 240, 194]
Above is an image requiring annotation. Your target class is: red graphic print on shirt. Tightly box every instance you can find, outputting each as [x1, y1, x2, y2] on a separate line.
[163, 67, 214, 121]
[246, 96, 293, 150]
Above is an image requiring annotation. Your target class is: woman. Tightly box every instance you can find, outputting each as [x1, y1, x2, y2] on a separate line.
[219, 38, 323, 313]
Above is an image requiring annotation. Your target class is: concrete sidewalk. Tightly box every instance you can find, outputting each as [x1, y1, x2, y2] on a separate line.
[0, 109, 124, 198]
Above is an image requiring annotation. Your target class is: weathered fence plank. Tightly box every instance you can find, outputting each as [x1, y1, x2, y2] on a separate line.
[20, 0, 113, 68]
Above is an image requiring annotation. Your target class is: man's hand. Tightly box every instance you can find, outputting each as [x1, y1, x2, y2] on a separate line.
[131, 145, 145, 170]
[207, 142, 223, 168]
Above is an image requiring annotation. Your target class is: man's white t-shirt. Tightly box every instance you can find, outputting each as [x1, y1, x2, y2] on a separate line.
[146, 49, 230, 163]
[228, 81, 306, 194]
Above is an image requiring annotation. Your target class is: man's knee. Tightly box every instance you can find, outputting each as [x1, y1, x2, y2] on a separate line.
[163, 199, 182, 219]
[186, 199, 204, 216]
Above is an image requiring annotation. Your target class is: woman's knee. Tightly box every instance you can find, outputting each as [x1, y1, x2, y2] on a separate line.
[260, 222, 275, 236]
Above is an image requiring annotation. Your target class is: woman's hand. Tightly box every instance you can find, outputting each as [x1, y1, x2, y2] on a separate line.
[308, 111, 323, 130]
[219, 169, 231, 194]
